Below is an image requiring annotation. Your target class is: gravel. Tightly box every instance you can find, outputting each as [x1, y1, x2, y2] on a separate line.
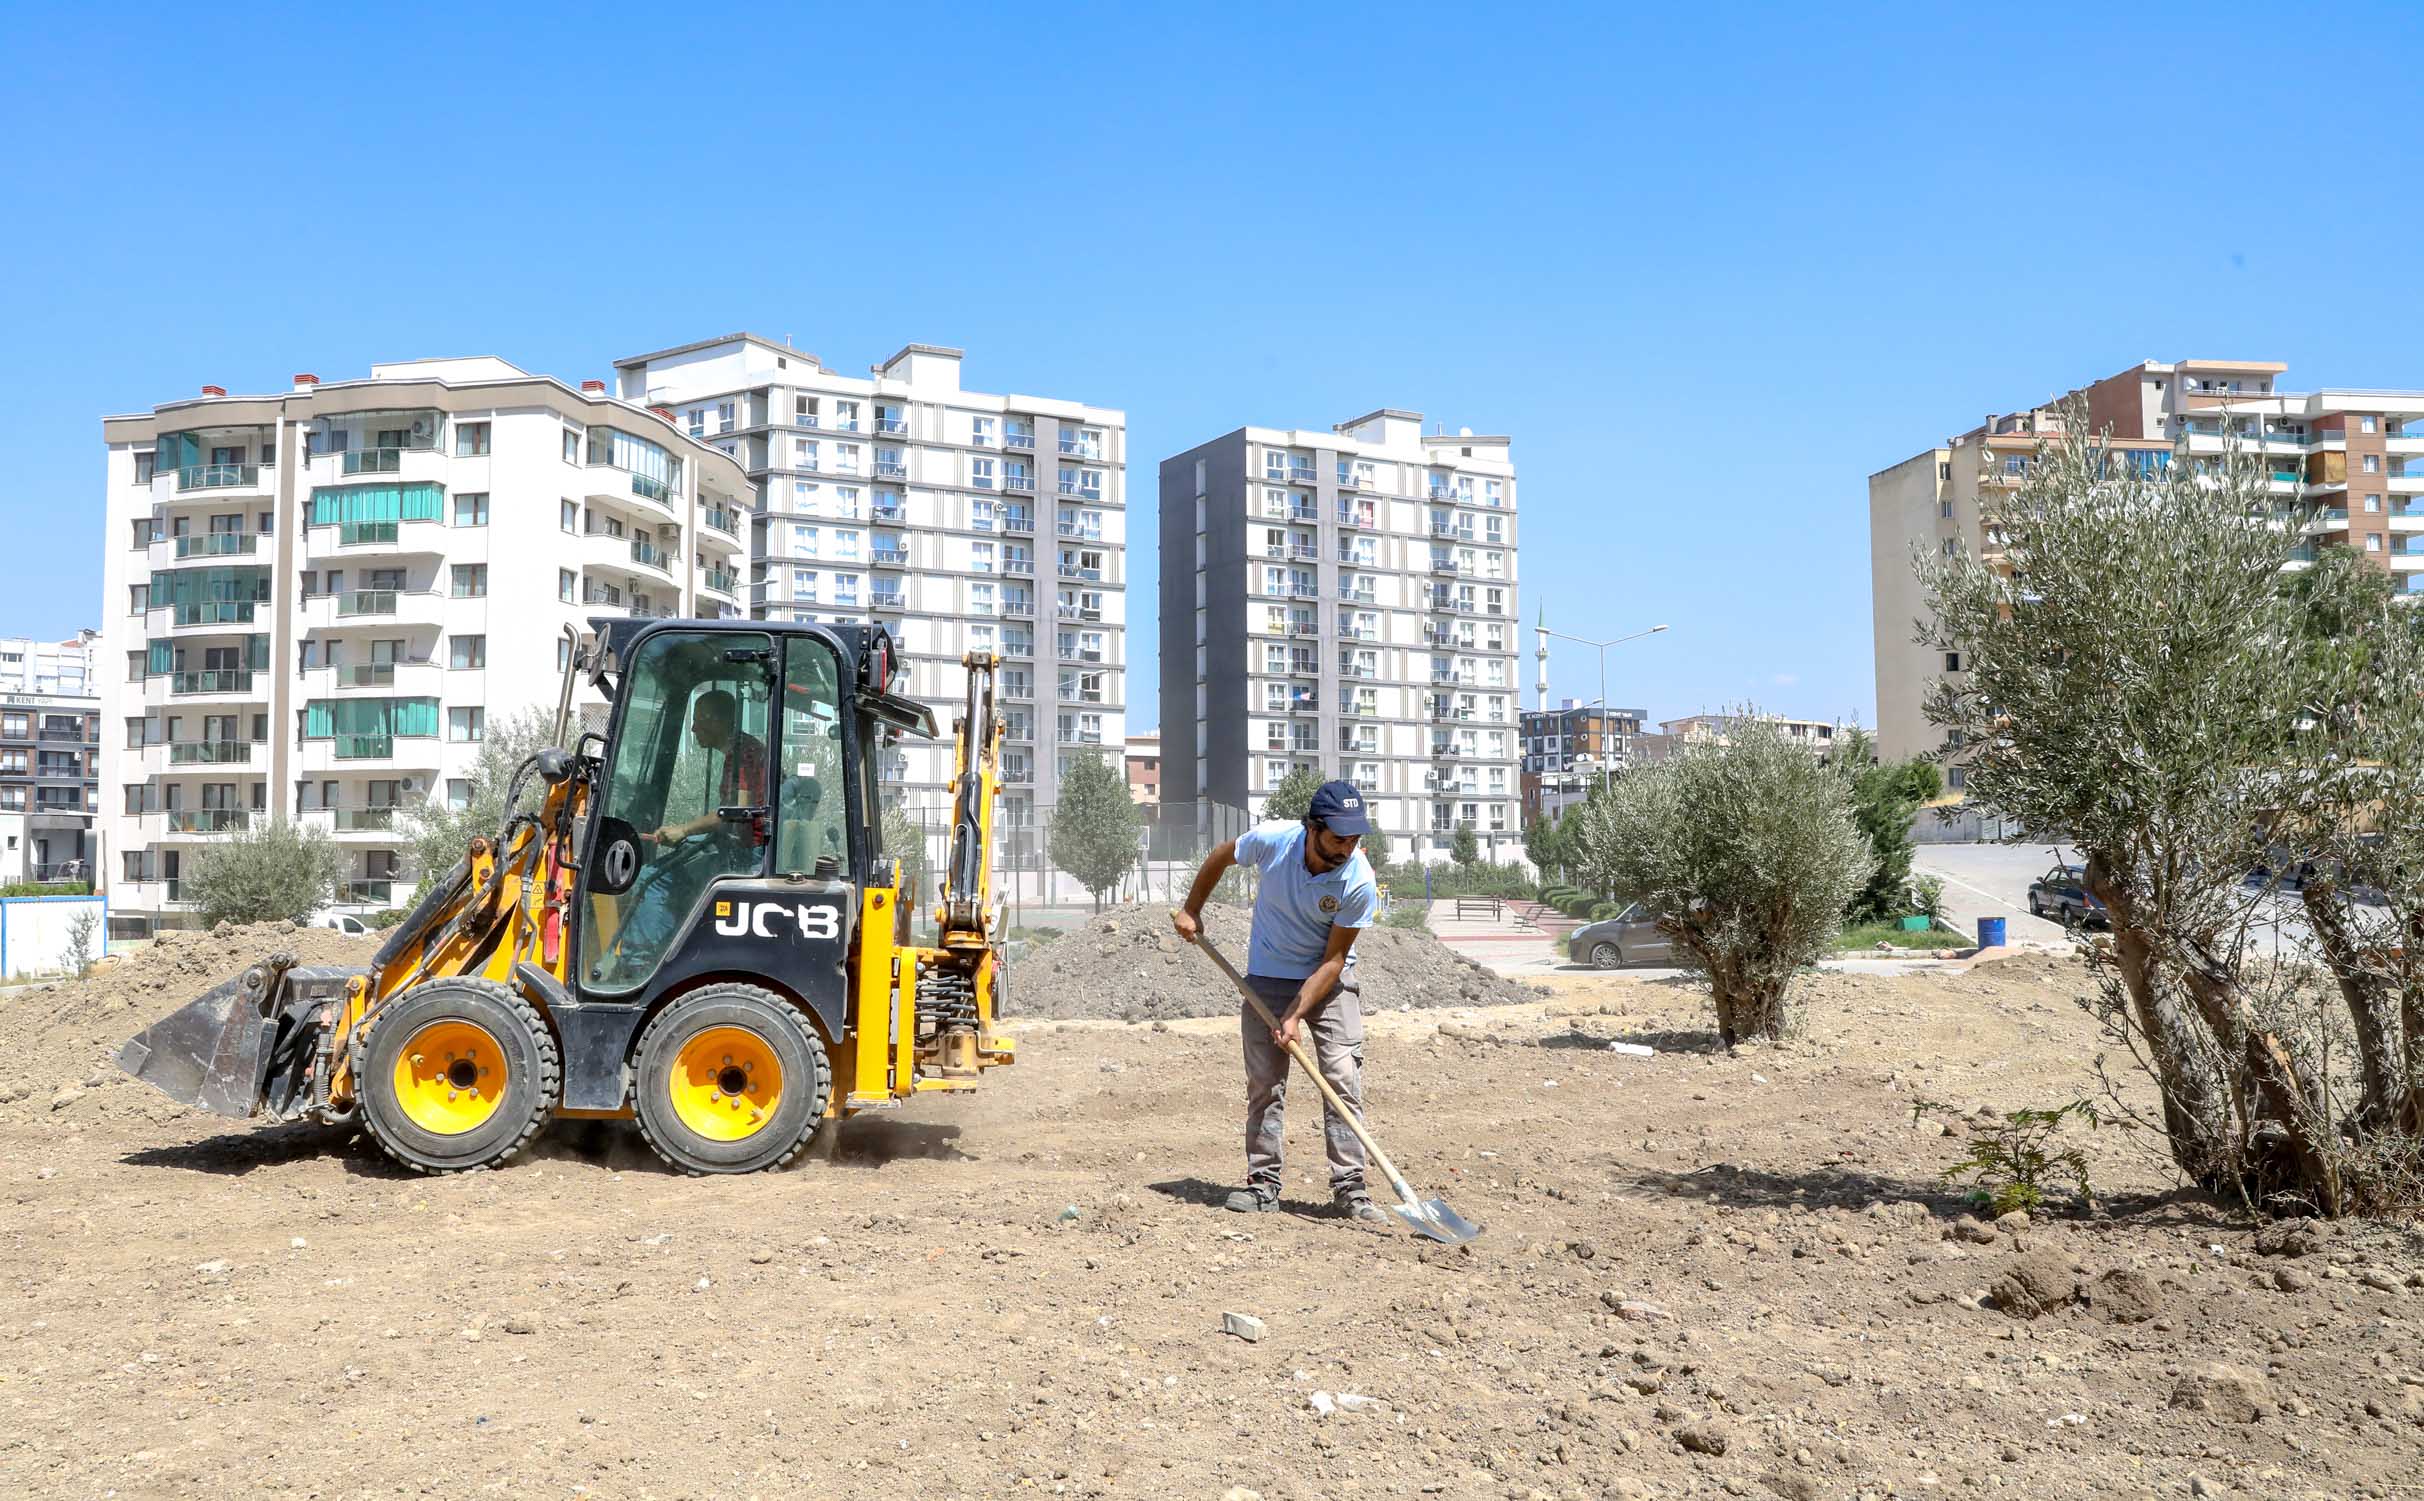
[1003, 903, 1546, 1021]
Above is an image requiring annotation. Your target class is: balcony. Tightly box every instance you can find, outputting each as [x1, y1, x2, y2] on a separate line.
[330, 660, 432, 689]
[1057, 564, 1103, 581]
[1005, 432, 1035, 452]
[1429, 742, 1459, 759]
[1428, 521, 1471, 540]
[870, 590, 906, 611]
[1004, 473, 1036, 495]
[332, 807, 398, 833]
[171, 601, 262, 628]
[1055, 604, 1103, 622]
[1337, 511, 1371, 530]
[173, 533, 257, 559]
[1002, 515, 1034, 535]
[1266, 467, 1317, 489]
[165, 809, 252, 835]
[1285, 620, 1319, 638]
[344, 879, 397, 905]
[874, 461, 908, 481]
[168, 740, 250, 766]
[630, 539, 671, 573]
[1002, 557, 1032, 575]
[703, 505, 743, 537]
[875, 417, 908, 438]
[631, 473, 676, 505]
[37, 728, 95, 744]
[177, 463, 260, 491]
[337, 590, 399, 618]
[1058, 728, 1105, 746]
[1336, 469, 1364, 492]
[1337, 625, 1376, 641]
[1002, 596, 1035, 617]
[336, 734, 396, 759]
[1336, 587, 1375, 604]
[1055, 482, 1104, 502]
[703, 569, 740, 595]
[1059, 438, 1104, 460]
[171, 669, 256, 696]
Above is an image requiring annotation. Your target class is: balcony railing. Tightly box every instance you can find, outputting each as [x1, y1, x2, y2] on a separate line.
[1004, 473, 1036, 495]
[173, 533, 257, 559]
[337, 590, 399, 617]
[1057, 565, 1103, 580]
[336, 659, 428, 687]
[1002, 557, 1031, 575]
[340, 448, 406, 475]
[1059, 439, 1103, 460]
[1267, 467, 1317, 488]
[345, 879, 396, 904]
[1337, 511, 1371, 529]
[172, 601, 260, 626]
[171, 669, 255, 696]
[1056, 482, 1103, 500]
[875, 418, 909, 437]
[178, 463, 259, 490]
[1005, 432, 1035, 451]
[166, 809, 251, 834]
[336, 734, 395, 759]
[340, 520, 400, 546]
[874, 461, 908, 480]
[37, 728, 95, 743]
[332, 807, 397, 832]
[703, 505, 743, 536]
[1002, 597, 1034, 616]
[168, 740, 250, 765]
[631, 473, 676, 504]
[1002, 515, 1034, 534]
[630, 539, 670, 571]
[704, 569, 740, 595]
[870, 591, 906, 611]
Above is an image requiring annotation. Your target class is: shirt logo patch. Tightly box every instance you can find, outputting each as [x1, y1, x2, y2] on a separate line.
[1319, 894, 1340, 914]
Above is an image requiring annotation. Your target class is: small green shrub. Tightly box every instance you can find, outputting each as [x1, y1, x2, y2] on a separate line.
[1909, 874, 1946, 921]
[367, 908, 408, 929]
[1590, 900, 1623, 920]
[0, 880, 91, 898]
[1380, 902, 1430, 932]
[1913, 1098, 2107, 1216]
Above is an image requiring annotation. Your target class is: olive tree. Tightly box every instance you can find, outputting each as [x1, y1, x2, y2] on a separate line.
[396, 707, 559, 892]
[182, 818, 343, 926]
[1919, 405, 2368, 1212]
[1570, 713, 1871, 1047]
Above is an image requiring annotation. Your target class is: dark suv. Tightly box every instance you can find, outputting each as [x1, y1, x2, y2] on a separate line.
[2026, 864, 2106, 928]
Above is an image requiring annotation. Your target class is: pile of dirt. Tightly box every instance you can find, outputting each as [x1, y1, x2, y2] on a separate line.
[0, 920, 376, 1128]
[1004, 902, 1545, 1021]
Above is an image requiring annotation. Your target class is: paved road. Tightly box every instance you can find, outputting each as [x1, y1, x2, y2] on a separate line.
[1914, 841, 2078, 946]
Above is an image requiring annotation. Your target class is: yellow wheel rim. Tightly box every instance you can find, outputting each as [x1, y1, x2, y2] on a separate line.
[669, 1026, 785, 1142]
[390, 1019, 508, 1136]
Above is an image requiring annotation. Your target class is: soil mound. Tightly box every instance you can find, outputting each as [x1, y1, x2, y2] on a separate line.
[0, 921, 376, 1128]
[1005, 902, 1544, 1021]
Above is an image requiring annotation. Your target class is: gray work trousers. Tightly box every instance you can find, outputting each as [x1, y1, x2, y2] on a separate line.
[1240, 973, 1367, 1198]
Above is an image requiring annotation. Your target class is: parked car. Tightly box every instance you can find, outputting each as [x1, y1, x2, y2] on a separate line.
[2026, 865, 2106, 928]
[305, 910, 373, 937]
[1568, 903, 1672, 968]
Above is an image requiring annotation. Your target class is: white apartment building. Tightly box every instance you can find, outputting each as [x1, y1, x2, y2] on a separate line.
[613, 335, 1128, 847]
[0, 631, 98, 696]
[1160, 410, 1522, 862]
[100, 358, 751, 930]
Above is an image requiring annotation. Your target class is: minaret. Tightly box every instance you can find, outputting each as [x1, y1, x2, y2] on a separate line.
[1533, 604, 1549, 713]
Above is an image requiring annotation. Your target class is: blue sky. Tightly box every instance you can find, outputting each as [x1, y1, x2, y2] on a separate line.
[8, 2, 2421, 731]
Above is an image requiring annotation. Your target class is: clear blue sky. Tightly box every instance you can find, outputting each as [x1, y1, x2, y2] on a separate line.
[8, 3, 2421, 731]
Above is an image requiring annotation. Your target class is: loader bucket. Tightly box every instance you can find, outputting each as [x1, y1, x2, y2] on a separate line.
[117, 953, 360, 1121]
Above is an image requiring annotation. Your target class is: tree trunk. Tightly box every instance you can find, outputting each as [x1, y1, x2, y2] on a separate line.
[2298, 881, 2406, 1136]
[2087, 858, 2229, 1177]
[2176, 938, 2343, 1215]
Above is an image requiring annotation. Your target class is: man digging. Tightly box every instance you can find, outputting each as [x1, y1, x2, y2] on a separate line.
[1172, 780, 1385, 1222]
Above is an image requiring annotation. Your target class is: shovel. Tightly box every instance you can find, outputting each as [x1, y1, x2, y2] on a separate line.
[1194, 929, 1481, 1245]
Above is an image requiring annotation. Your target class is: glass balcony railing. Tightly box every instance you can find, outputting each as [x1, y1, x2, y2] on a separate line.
[166, 809, 251, 834]
[177, 463, 258, 490]
[345, 879, 396, 904]
[870, 591, 906, 611]
[168, 740, 250, 765]
[704, 569, 739, 595]
[703, 505, 742, 536]
[171, 669, 255, 696]
[1005, 432, 1035, 451]
[1004, 473, 1036, 494]
[172, 601, 259, 626]
[173, 533, 257, 558]
[336, 734, 395, 759]
[333, 807, 397, 832]
[872, 547, 910, 566]
[630, 539, 669, 571]
[337, 590, 399, 617]
[631, 473, 674, 504]
[341, 448, 405, 475]
[341, 520, 400, 546]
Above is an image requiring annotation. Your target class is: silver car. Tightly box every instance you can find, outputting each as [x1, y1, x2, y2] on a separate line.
[1568, 903, 1672, 968]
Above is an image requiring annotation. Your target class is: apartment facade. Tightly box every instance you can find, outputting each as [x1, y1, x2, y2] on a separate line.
[1659, 712, 1843, 755]
[100, 358, 750, 930]
[1518, 700, 1644, 823]
[614, 335, 1128, 845]
[1160, 411, 1522, 862]
[0, 632, 97, 696]
[0, 693, 100, 882]
[1125, 730, 1160, 807]
[1871, 358, 2424, 763]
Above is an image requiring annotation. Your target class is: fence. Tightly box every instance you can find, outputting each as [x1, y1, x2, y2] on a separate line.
[879, 795, 1260, 914]
[0, 894, 106, 979]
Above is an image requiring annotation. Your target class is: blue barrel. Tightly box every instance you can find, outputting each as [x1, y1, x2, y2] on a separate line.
[1978, 916, 2006, 948]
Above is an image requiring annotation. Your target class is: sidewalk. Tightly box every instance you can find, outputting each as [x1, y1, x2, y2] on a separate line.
[1420, 897, 1570, 978]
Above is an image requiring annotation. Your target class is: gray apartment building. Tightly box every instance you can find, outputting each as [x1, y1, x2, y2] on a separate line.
[0, 693, 100, 883]
[1160, 410, 1521, 863]
[615, 335, 1128, 850]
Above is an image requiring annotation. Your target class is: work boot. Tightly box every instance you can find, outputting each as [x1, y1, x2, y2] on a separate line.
[1224, 1186, 1277, 1213]
[1335, 1190, 1387, 1223]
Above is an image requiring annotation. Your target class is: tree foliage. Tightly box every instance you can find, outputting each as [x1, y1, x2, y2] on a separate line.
[1051, 752, 1142, 910]
[182, 818, 343, 926]
[1569, 712, 1871, 1046]
[1920, 404, 2424, 1215]
[1261, 766, 1323, 823]
[1837, 726, 1944, 921]
[1449, 824, 1480, 869]
[396, 707, 560, 891]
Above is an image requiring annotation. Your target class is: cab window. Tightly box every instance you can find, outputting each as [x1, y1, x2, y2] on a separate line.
[775, 636, 848, 875]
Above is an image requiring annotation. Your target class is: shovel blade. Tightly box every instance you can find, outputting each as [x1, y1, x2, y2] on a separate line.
[1389, 1196, 1482, 1245]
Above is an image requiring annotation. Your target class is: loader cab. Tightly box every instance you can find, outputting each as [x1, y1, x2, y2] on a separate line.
[576, 621, 869, 997]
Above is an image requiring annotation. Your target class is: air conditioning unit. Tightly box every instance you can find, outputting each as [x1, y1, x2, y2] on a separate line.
[408, 415, 436, 444]
[657, 524, 680, 541]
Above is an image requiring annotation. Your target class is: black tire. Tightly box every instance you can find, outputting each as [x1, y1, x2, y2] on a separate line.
[2027, 894, 2043, 918]
[355, 978, 559, 1174]
[1591, 942, 1623, 970]
[631, 984, 832, 1175]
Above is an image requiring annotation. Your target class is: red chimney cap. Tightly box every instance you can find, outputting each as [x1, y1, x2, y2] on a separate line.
[649, 405, 676, 422]
[581, 379, 607, 395]
[293, 373, 319, 386]
[200, 384, 226, 398]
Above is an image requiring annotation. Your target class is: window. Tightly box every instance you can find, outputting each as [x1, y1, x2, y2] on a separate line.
[558, 638, 572, 672]
[451, 564, 487, 598]
[450, 635, 486, 670]
[1941, 537, 1957, 557]
[2362, 415, 2379, 434]
[557, 568, 575, 603]
[972, 415, 996, 447]
[455, 421, 490, 457]
[717, 402, 736, 433]
[1944, 651, 1963, 673]
[2363, 454, 2380, 475]
[686, 409, 706, 437]
[2365, 494, 2381, 513]
[134, 452, 156, 484]
[128, 583, 149, 615]
[453, 492, 489, 527]
[449, 706, 485, 742]
[1947, 766, 1968, 791]
[563, 428, 580, 464]
[795, 438, 819, 470]
[2367, 534, 2382, 553]
[971, 456, 997, 489]
[561, 499, 578, 532]
[130, 517, 159, 549]
[1939, 498, 1955, 519]
[447, 778, 473, 811]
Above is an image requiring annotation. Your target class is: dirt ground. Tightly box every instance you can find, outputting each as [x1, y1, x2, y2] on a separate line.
[5, 938, 2423, 1499]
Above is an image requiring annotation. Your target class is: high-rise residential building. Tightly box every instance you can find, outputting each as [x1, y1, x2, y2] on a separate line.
[0, 693, 100, 882]
[1160, 410, 1522, 862]
[1518, 700, 1643, 822]
[100, 358, 751, 932]
[0, 631, 98, 696]
[1871, 359, 2424, 765]
[613, 335, 1128, 845]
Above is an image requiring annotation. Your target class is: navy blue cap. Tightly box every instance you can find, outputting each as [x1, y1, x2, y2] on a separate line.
[1308, 779, 1373, 836]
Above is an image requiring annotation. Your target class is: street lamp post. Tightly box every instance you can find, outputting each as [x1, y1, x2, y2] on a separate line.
[1533, 619, 1669, 794]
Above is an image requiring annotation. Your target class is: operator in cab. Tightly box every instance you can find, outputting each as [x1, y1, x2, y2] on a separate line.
[1172, 781, 1384, 1222]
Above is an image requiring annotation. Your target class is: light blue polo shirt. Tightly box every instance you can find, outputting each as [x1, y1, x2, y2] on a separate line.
[1234, 820, 1379, 980]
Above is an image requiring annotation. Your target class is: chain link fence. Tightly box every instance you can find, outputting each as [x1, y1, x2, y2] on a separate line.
[878, 793, 1260, 916]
